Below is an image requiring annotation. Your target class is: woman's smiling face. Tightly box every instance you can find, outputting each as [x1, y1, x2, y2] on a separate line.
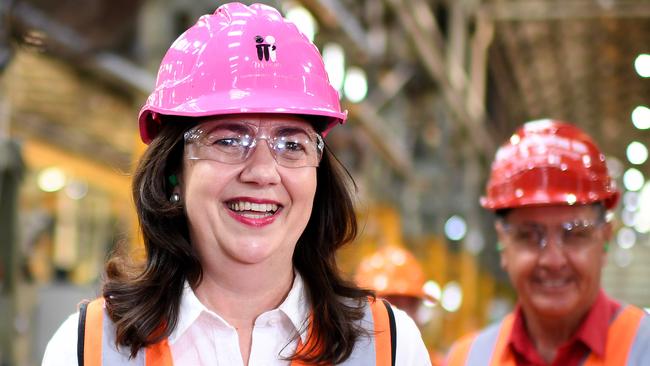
[180, 114, 318, 268]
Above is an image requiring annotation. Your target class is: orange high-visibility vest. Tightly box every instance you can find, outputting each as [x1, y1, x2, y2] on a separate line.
[78, 297, 396, 366]
[445, 305, 650, 366]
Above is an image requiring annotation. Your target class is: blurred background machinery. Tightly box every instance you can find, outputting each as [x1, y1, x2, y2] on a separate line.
[1, 0, 649, 364]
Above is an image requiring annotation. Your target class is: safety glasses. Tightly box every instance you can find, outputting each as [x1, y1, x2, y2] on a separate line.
[501, 219, 605, 253]
[184, 119, 324, 168]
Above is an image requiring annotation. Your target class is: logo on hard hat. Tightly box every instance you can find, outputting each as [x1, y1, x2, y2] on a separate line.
[255, 35, 277, 62]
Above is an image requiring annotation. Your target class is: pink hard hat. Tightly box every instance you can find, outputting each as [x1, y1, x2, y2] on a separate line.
[138, 2, 347, 144]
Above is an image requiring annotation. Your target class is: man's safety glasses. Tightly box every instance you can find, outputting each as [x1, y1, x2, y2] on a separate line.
[184, 120, 324, 168]
[501, 219, 605, 253]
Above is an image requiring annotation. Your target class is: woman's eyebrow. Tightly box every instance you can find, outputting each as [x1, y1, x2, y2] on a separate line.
[205, 121, 255, 134]
[273, 125, 313, 135]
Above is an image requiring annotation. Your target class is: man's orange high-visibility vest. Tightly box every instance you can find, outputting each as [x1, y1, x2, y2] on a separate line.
[77, 297, 396, 366]
[446, 305, 650, 366]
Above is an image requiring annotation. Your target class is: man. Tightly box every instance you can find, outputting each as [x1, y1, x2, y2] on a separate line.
[356, 245, 445, 365]
[446, 120, 650, 365]
[355, 245, 431, 318]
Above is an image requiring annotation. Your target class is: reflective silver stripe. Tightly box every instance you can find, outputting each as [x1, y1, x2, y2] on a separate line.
[102, 310, 145, 365]
[339, 300, 377, 365]
[627, 312, 650, 366]
[465, 321, 503, 366]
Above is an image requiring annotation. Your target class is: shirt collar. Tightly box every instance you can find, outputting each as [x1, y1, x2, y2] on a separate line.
[168, 271, 311, 345]
[572, 290, 620, 357]
[507, 289, 620, 362]
[277, 271, 311, 344]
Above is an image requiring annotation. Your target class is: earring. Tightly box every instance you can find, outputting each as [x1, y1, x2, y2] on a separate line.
[170, 192, 181, 203]
[168, 174, 179, 187]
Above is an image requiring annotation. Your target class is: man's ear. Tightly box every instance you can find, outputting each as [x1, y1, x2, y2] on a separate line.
[495, 221, 508, 269]
[602, 220, 613, 243]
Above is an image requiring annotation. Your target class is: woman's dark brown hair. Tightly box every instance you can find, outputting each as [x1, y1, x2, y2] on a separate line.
[103, 119, 373, 363]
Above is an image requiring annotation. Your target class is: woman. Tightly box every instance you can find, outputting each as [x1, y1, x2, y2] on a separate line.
[43, 3, 430, 365]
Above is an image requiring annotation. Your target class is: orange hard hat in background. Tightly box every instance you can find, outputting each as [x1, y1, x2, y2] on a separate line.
[355, 245, 427, 300]
[481, 119, 620, 211]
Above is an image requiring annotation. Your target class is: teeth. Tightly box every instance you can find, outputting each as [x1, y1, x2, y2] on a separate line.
[540, 279, 569, 288]
[227, 201, 278, 213]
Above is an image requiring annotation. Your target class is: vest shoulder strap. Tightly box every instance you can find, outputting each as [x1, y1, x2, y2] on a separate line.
[79, 296, 395, 366]
[488, 313, 516, 366]
[583, 305, 647, 366]
[78, 298, 156, 366]
[78, 298, 105, 366]
[446, 332, 479, 366]
[369, 297, 394, 366]
[445, 312, 516, 366]
[77, 301, 88, 366]
[381, 299, 396, 366]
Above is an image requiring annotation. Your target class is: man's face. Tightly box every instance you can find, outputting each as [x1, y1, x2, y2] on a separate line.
[495, 204, 611, 321]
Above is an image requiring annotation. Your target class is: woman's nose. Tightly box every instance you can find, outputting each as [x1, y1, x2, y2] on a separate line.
[239, 141, 281, 185]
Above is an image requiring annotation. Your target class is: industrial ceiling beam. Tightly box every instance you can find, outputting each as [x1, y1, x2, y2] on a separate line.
[300, 0, 419, 179]
[10, 2, 154, 95]
[347, 101, 415, 180]
[302, 0, 377, 58]
[384, 0, 494, 156]
[347, 64, 418, 181]
[481, 1, 650, 21]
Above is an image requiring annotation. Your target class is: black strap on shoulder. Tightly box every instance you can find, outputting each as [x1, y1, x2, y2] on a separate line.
[381, 299, 397, 366]
[77, 301, 89, 366]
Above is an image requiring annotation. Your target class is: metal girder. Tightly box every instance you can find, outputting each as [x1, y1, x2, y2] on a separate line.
[347, 101, 415, 180]
[384, 0, 494, 156]
[481, 1, 650, 21]
[348, 64, 417, 181]
[10, 2, 154, 95]
[302, 0, 377, 58]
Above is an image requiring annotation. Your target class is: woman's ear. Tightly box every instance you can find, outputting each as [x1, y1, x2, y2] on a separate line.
[168, 174, 182, 203]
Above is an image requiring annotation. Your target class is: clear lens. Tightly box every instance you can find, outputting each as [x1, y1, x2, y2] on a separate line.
[185, 120, 324, 168]
[503, 219, 603, 252]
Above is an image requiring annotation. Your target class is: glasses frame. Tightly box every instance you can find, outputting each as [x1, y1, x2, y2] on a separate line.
[183, 119, 325, 168]
[499, 217, 607, 253]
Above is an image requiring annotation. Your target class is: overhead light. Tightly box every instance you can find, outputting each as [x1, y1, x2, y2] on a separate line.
[464, 229, 485, 254]
[37, 167, 66, 192]
[621, 209, 637, 227]
[322, 43, 345, 92]
[634, 181, 650, 233]
[634, 54, 650, 78]
[343, 67, 368, 103]
[441, 281, 463, 312]
[65, 180, 88, 200]
[623, 168, 644, 191]
[623, 191, 639, 211]
[616, 227, 636, 249]
[631, 106, 650, 130]
[444, 215, 467, 241]
[285, 5, 317, 42]
[423, 280, 441, 307]
[614, 247, 633, 268]
[626, 141, 648, 165]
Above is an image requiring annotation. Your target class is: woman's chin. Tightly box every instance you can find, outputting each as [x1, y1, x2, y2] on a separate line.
[223, 240, 283, 265]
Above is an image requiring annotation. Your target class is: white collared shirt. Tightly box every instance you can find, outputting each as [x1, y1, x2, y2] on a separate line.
[42, 273, 431, 365]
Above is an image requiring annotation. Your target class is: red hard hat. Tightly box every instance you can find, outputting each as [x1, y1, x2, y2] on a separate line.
[481, 119, 620, 210]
